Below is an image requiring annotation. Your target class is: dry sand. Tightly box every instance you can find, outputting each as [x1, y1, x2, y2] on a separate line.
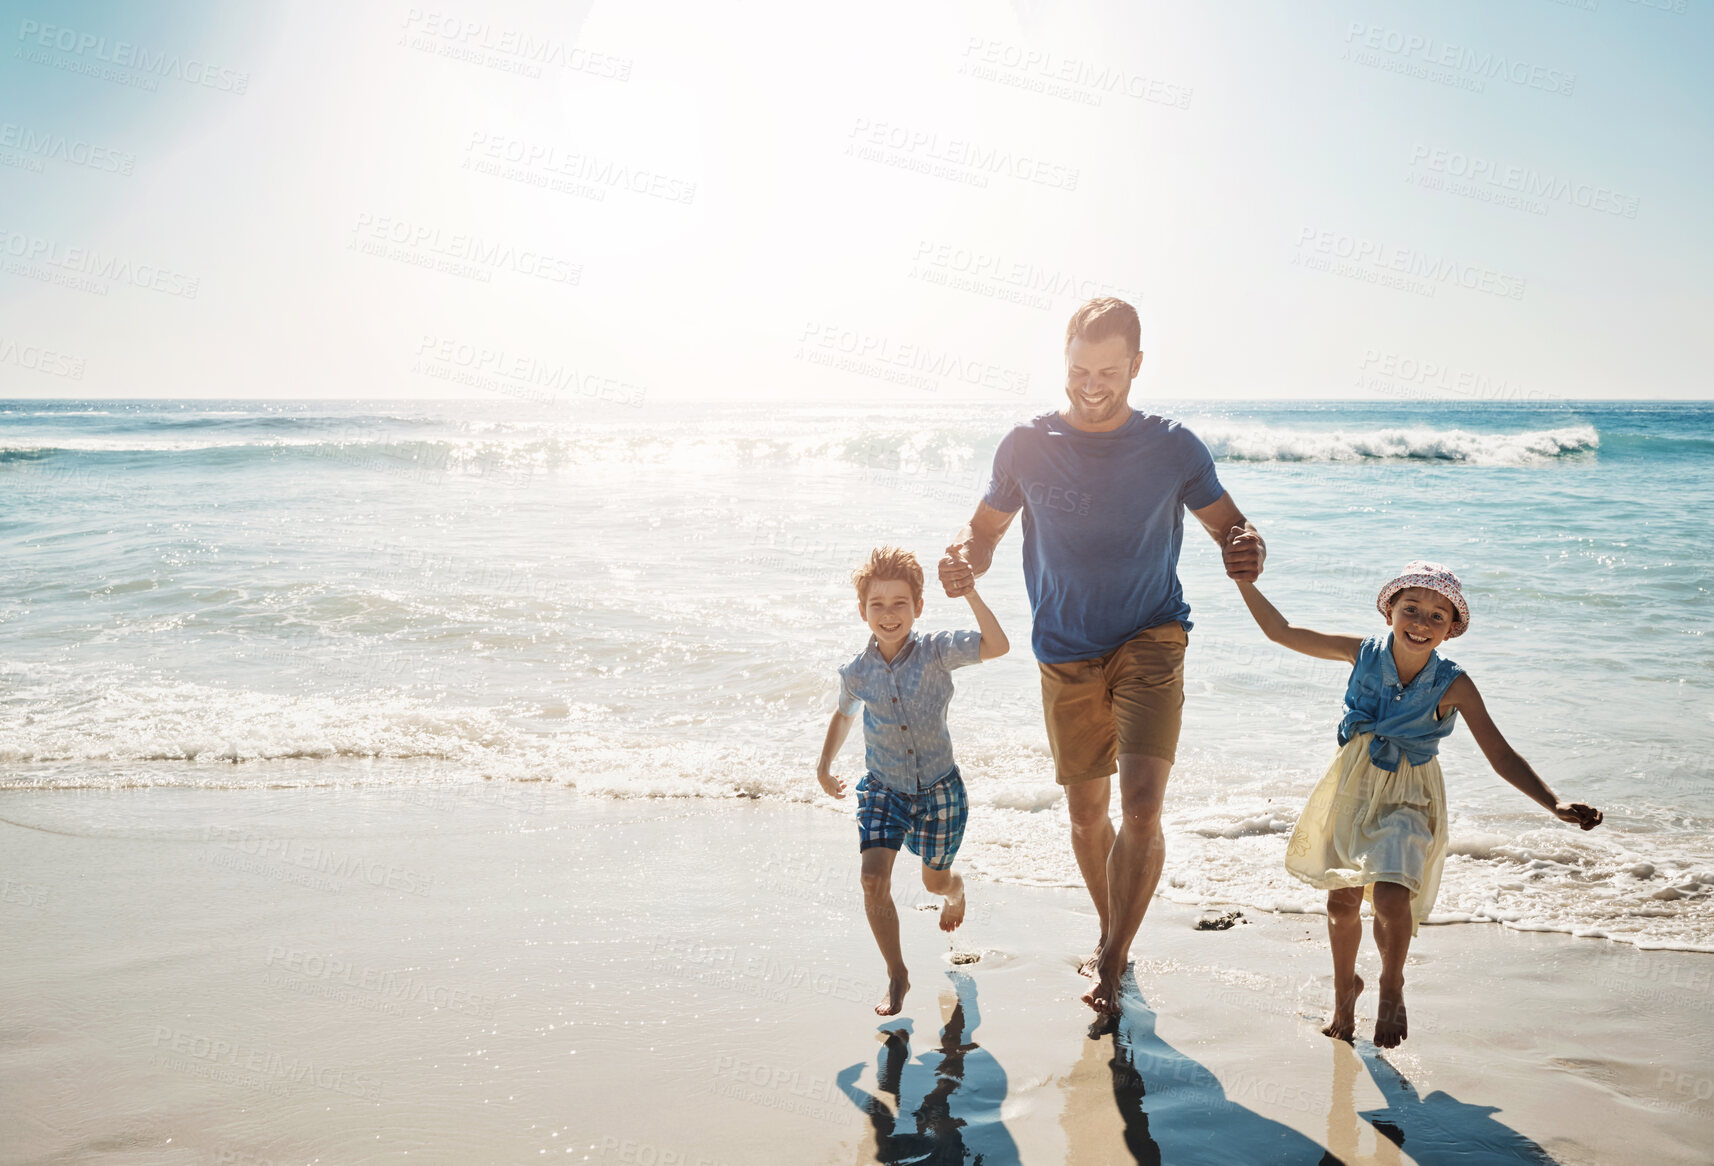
[3, 785, 1711, 1164]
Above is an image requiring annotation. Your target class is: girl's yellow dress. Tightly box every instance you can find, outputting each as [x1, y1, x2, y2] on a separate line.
[1284, 633, 1462, 935]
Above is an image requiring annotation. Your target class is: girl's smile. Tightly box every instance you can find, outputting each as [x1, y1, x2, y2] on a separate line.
[1387, 586, 1458, 681]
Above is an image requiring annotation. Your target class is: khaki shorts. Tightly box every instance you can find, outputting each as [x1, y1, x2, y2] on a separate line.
[1038, 622, 1188, 784]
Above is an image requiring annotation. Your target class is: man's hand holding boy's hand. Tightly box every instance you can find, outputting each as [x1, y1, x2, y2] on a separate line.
[817, 769, 847, 799]
[939, 544, 976, 598]
[1553, 801, 1603, 830]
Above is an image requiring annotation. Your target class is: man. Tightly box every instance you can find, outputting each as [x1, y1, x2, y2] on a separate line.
[939, 297, 1265, 1015]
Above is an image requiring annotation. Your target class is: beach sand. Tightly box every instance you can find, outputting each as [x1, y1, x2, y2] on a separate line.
[3, 785, 1711, 1165]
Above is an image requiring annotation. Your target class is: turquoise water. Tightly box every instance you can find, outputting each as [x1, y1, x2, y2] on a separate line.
[3, 398, 1711, 949]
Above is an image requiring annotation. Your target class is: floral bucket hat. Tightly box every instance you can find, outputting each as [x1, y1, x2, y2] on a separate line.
[1375, 560, 1469, 638]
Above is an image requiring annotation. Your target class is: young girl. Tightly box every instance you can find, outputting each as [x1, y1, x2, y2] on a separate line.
[1234, 558, 1603, 1048]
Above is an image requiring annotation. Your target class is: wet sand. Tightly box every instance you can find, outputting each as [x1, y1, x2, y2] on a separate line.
[2, 785, 1711, 1165]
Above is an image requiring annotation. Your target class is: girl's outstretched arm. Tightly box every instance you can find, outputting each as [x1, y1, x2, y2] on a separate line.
[1234, 579, 1364, 663]
[1446, 674, 1603, 830]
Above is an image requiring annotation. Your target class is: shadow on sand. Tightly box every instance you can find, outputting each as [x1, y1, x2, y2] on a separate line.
[1061, 973, 1331, 1165]
[1335, 1042, 1558, 1165]
[838, 967, 1561, 1165]
[837, 970, 1020, 1165]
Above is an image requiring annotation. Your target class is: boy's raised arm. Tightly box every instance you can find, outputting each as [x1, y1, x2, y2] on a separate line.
[965, 588, 1009, 661]
[1235, 577, 1364, 664]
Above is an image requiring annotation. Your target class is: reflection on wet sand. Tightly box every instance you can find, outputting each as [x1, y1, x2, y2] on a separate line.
[1059, 974, 1330, 1165]
[1323, 1041, 1403, 1166]
[837, 971, 1020, 1165]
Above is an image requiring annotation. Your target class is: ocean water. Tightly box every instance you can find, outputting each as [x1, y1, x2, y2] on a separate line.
[3, 398, 1712, 951]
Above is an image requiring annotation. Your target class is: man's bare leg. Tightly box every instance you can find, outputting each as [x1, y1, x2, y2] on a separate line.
[1082, 754, 1171, 1015]
[1322, 887, 1366, 1041]
[921, 864, 965, 932]
[1065, 775, 1116, 976]
[859, 847, 908, 1015]
[1370, 881, 1413, 1047]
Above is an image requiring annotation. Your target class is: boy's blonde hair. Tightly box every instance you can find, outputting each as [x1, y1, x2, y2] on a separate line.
[852, 546, 924, 605]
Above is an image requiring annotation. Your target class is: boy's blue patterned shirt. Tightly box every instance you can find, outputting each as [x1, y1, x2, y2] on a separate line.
[837, 629, 983, 793]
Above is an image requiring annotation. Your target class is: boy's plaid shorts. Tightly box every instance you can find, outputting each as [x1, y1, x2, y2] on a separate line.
[855, 768, 967, 871]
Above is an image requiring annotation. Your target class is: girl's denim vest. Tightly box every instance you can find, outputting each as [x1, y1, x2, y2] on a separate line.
[1336, 633, 1464, 772]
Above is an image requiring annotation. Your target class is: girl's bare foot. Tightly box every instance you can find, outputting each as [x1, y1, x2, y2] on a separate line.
[875, 973, 909, 1016]
[1320, 974, 1364, 1042]
[1374, 979, 1407, 1047]
[939, 876, 965, 932]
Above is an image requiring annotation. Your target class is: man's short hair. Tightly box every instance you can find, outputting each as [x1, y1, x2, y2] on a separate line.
[852, 546, 924, 605]
[1065, 297, 1141, 356]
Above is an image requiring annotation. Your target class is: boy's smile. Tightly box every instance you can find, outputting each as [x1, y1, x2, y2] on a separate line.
[860, 578, 923, 662]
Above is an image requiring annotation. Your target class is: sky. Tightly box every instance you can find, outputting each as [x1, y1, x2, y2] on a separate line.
[0, 0, 1710, 403]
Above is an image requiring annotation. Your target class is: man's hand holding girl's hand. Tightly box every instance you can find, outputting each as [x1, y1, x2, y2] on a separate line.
[817, 769, 847, 799]
[1223, 525, 1266, 582]
[1553, 801, 1603, 830]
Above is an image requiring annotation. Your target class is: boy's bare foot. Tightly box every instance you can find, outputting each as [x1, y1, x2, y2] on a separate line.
[1374, 980, 1407, 1048]
[1080, 960, 1124, 1015]
[875, 973, 910, 1017]
[939, 876, 965, 932]
[1320, 974, 1364, 1042]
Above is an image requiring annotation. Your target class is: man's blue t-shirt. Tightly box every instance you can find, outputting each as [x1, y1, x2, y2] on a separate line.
[981, 410, 1225, 664]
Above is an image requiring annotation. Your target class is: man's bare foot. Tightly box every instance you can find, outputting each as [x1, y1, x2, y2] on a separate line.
[1077, 940, 1105, 978]
[939, 876, 965, 932]
[875, 973, 909, 1017]
[1320, 974, 1364, 1042]
[1373, 980, 1407, 1048]
[1080, 961, 1124, 1015]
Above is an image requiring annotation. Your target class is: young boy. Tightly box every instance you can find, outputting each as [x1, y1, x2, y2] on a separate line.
[816, 546, 1009, 1016]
